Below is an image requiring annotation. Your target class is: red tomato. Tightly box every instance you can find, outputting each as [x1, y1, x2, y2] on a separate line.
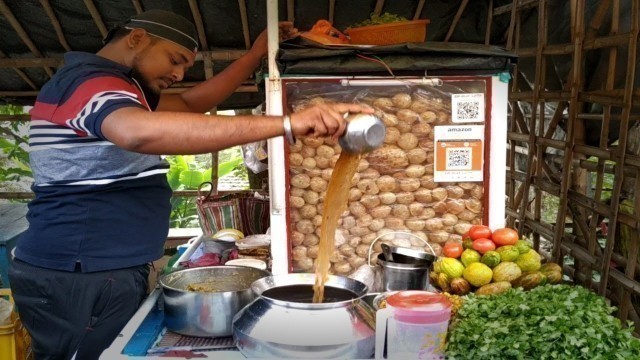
[443, 241, 464, 258]
[472, 238, 496, 254]
[492, 228, 519, 246]
[462, 231, 472, 241]
[468, 225, 492, 241]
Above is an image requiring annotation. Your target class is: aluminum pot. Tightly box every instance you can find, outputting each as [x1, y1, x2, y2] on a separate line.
[232, 273, 376, 359]
[159, 265, 270, 337]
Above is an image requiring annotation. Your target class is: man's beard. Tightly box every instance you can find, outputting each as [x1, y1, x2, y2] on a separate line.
[130, 64, 161, 110]
[131, 65, 161, 97]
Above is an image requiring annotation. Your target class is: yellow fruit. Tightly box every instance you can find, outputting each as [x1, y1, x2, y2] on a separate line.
[492, 262, 522, 282]
[515, 249, 542, 272]
[462, 262, 493, 287]
[476, 281, 512, 296]
[439, 257, 465, 279]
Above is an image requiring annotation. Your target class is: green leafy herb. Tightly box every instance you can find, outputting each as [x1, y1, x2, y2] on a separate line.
[446, 285, 640, 359]
[348, 12, 409, 29]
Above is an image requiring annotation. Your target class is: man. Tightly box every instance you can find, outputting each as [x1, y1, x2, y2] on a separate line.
[8, 9, 371, 359]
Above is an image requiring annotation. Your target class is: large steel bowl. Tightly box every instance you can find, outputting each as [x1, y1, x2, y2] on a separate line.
[232, 273, 376, 358]
[159, 265, 270, 337]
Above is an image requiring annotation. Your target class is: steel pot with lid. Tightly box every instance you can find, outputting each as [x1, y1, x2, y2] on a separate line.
[232, 273, 376, 359]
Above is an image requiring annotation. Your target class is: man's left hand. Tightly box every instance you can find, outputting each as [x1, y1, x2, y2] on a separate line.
[251, 22, 299, 58]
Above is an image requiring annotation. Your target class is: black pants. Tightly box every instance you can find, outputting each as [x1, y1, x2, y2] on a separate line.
[8, 259, 149, 360]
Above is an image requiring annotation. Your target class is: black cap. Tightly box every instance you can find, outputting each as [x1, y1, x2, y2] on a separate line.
[104, 10, 198, 53]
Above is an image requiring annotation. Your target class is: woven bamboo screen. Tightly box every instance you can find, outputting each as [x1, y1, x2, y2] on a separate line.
[501, 0, 639, 333]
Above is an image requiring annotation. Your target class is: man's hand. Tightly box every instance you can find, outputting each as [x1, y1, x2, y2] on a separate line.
[289, 103, 374, 142]
[250, 22, 299, 58]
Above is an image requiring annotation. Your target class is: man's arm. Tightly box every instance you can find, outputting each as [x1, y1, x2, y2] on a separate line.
[156, 22, 296, 113]
[101, 102, 372, 155]
[156, 52, 262, 113]
[102, 107, 282, 154]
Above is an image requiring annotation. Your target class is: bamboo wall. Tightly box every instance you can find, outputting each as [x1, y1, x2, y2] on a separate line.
[501, 0, 639, 333]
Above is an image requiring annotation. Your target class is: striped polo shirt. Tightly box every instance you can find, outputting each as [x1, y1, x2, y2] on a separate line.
[16, 52, 172, 272]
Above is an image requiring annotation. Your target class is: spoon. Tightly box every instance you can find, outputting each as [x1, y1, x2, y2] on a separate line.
[381, 243, 394, 262]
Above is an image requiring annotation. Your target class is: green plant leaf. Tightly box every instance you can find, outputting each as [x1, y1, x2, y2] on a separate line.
[202, 168, 212, 182]
[179, 170, 204, 189]
[446, 285, 640, 359]
[166, 155, 190, 189]
[218, 157, 243, 177]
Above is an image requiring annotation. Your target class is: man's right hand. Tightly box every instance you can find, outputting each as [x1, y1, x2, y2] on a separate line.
[289, 103, 374, 142]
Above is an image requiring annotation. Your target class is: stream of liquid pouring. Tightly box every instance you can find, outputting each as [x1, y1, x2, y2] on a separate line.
[312, 151, 361, 303]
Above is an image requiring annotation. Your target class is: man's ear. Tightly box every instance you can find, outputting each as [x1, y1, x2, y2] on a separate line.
[127, 28, 148, 49]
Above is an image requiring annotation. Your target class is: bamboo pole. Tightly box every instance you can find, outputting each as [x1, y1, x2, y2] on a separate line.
[329, 0, 336, 23]
[287, 0, 294, 22]
[238, 0, 252, 50]
[573, 0, 616, 288]
[0, 0, 53, 77]
[444, 0, 469, 42]
[516, 33, 628, 56]
[0, 49, 251, 69]
[39, 0, 71, 51]
[532, 0, 549, 251]
[553, 0, 586, 263]
[373, 0, 385, 17]
[485, 0, 494, 44]
[0, 84, 258, 99]
[130, 0, 143, 14]
[600, 0, 638, 299]
[517, 0, 546, 243]
[0, 114, 30, 121]
[414, 0, 426, 20]
[0, 50, 37, 90]
[587, 0, 618, 292]
[506, 0, 520, 49]
[494, 0, 538, 16]
[188, 0, 214, 80]
[506, 8, 522, 227]
[82, 0, 108, 38]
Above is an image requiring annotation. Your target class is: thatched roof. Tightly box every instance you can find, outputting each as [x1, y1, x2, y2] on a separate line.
[0, 0, 520, 109]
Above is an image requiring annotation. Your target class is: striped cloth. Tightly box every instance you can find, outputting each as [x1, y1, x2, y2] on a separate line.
[196, 187, 269, 236]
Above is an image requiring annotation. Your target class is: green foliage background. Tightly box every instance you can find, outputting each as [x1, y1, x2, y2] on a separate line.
[0, 105, 31, 198]
[165, 147, 248, 228]
[0, 105, 248, 228]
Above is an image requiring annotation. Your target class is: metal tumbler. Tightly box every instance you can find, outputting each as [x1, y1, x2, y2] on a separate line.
[339, 113, 386, 154]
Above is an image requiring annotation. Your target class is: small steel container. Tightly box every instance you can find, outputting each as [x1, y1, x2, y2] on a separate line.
[339, 113, 386, 154]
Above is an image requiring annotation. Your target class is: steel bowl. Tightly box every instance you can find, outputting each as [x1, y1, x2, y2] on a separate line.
[159, 265, 270, 337]
[233, 273, 376, 359]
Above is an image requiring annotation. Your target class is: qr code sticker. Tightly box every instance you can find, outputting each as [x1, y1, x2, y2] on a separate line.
[452, 93, 484, 123]
[446, 147, 472, 170]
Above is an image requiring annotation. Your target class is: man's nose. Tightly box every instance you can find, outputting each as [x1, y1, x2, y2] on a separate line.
[172, 68, 184, 82]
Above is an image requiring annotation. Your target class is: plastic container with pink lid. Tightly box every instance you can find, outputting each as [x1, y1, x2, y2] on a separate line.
[375, 291, 451, 359]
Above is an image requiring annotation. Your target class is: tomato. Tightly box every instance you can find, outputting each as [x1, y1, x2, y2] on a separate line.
[472, 238, 496, 254]
[468, 225, 492, 241]
[443, 241, 464, 258]
[492, 227, 519, 246]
